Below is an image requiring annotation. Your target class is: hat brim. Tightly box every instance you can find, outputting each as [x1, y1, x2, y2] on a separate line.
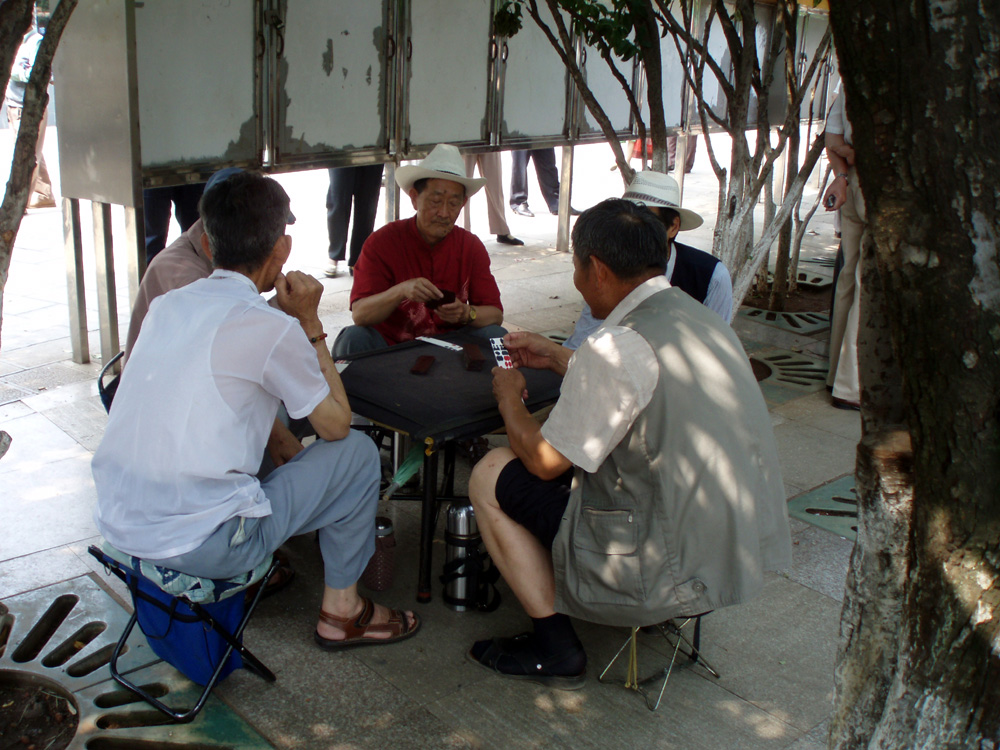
[395, 165, 485, 198]
[625, 196, 704, 231]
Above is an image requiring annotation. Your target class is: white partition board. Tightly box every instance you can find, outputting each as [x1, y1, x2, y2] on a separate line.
[800, 13, 836, 119]
[580, 45, 634, 136]
[54, 0, 135, 204]
[277, 0, 388, 158]
[699, 8, 732, 122]
[501, 3, 568, 140]
[639, 31, 687, 131]
[407, 0, 492, 149]
[134, 1, 257, 168]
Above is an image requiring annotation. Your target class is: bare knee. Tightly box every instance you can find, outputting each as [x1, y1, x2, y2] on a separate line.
[469, 446, 516, 512]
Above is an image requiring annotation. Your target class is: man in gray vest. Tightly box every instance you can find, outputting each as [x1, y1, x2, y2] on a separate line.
[466, 199, 790, 689]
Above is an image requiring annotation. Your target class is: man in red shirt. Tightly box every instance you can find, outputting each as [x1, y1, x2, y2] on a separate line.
[333, 144, 505, 355]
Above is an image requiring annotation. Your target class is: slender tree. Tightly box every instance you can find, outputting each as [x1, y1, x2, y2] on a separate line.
[496, 0, 832, 315]
[0, 0, 78, 351]
[1, 0, 78, 460]
[829, 1, 1000, 746]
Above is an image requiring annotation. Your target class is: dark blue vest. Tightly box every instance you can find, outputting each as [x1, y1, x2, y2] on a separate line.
[669, 241, 721, 304]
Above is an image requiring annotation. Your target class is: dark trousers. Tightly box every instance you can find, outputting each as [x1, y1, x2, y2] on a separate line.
[667, 135, 697, 173]
[327, 164, 384, 266]
[509, 148, 560, 213]
[143, 183, 206, 263]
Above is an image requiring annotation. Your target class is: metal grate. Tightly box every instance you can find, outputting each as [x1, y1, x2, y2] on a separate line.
[787, 475, 858, 540]
[752, 349, 828, 390]
[739, 308, 831, 336]
[0, 577, 271, 747]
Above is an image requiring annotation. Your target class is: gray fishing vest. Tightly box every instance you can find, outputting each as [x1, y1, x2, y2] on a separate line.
[552, 287, 791, 627]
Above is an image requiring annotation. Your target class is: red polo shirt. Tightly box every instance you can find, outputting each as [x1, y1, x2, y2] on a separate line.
[350, 218, 503, 345]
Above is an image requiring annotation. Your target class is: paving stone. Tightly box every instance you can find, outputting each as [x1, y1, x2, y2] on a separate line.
[694, 575, 842, 732]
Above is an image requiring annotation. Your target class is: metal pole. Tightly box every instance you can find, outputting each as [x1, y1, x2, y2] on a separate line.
[92, 202, 120, 363]
[556, 145, 575, 253]
[123, 204, 145, 308]
[62, 198, 89, 364]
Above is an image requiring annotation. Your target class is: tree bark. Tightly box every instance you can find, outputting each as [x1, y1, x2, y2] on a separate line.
[830, 1, 1000, 747]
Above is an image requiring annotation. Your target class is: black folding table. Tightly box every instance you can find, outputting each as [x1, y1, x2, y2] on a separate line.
[338, 332, 563, 602]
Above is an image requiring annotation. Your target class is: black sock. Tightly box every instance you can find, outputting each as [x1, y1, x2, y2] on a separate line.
[531, 613, 585, 674]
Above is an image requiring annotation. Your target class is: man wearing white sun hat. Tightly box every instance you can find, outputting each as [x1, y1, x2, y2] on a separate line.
[334, 144, 506, 355]
[563, 171, 733, 350]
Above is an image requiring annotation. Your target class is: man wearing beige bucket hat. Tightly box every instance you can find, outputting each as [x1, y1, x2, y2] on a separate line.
[334, 144, 506, 355]
[563, 171, 733, 349]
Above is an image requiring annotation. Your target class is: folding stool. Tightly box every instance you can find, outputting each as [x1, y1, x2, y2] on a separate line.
[599, 613, 720, 711]
[89, 543, 278, 723]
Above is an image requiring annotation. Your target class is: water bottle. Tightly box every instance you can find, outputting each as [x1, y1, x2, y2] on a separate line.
[360, 516, 396, 591]
[440, 503, 502, 612]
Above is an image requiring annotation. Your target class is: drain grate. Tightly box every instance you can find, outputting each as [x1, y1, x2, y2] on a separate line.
[739, 308, 831, 336]
[750, 349, 828, 407]
[788, 474, 858, 540]
[1, 576, 272, 748]
[766, 269, 832, 289]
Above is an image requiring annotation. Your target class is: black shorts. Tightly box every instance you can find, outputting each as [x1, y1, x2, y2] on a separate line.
[495, 459, 573, 550]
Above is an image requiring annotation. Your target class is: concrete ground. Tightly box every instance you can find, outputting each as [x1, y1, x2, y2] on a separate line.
[0, 129, 856, 749]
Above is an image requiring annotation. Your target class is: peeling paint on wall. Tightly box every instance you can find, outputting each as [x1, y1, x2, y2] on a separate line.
[222, 115, 258, 162]
[322, 39, 334, 77]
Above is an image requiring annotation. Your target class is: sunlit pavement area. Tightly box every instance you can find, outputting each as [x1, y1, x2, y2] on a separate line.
[1, 128, 858, 749]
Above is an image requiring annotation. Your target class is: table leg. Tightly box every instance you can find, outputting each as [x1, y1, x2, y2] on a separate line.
[417, 447, 439, 603]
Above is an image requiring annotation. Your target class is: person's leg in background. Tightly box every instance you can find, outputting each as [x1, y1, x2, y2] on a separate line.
[347, 164, 385, 270]
[466, 153, 522, 245]
[142, 187, 174, 263]
[170, 183, 206, 234]
[827, 170, 865, 408]
[530, 148, 561, 214]
[509, 150, 532, 215]
[8, 104, 55, 208]
[326, 167, 355, 277]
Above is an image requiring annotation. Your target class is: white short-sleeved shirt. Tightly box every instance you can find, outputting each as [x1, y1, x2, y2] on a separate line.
[93, 270, 329, 559]
[541, 277, 670, 472]
[826, 86, 852, 145]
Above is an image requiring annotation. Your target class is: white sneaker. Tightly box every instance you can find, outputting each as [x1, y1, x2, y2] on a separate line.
[324, 260, 341, 278]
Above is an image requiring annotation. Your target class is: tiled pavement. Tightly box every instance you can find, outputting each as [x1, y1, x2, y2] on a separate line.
[1, 131, 857, 749]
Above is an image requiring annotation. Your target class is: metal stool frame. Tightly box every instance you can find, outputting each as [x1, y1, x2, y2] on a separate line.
[599, 614, 721, 711]
[89, 544, 278, 723]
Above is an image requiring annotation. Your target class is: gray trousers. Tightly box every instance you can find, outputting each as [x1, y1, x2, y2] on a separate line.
[150, 432, 380, 590]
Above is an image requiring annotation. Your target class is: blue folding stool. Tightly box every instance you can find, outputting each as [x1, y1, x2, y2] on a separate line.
[89, 543, 278, 723]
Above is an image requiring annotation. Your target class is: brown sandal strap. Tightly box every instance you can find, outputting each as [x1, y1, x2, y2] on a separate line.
[318, 598, 411, 640]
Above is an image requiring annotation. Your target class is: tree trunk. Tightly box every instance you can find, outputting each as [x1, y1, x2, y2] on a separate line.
[0, 0, 78, 352]
[830, 1, 1000, 747]
[769, 115, 800, 311]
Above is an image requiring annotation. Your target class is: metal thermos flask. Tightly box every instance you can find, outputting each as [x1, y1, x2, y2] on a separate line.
[360, 516, 396, 591]
[444, 501, 480, 611]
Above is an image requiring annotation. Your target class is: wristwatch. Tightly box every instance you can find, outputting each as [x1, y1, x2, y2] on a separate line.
[467, 304, 477, 323]
[837, 172, 849, 180]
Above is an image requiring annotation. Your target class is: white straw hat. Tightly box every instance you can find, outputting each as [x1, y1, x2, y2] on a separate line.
[395, 144, 486, 197]
[622, 170, 704, 231]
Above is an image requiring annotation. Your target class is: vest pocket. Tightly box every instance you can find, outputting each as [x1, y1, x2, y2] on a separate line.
[571, 506, 644, 604]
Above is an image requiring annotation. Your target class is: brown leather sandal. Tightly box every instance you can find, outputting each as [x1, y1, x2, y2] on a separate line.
[313, 596, 421, 651]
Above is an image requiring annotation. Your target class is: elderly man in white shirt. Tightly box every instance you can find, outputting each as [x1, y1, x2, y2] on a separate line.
[92, 172, 419, 650]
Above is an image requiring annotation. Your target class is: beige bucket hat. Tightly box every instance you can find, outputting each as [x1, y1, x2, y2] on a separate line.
[622, 170, 704, 231]
[395, 144, 486, 197]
